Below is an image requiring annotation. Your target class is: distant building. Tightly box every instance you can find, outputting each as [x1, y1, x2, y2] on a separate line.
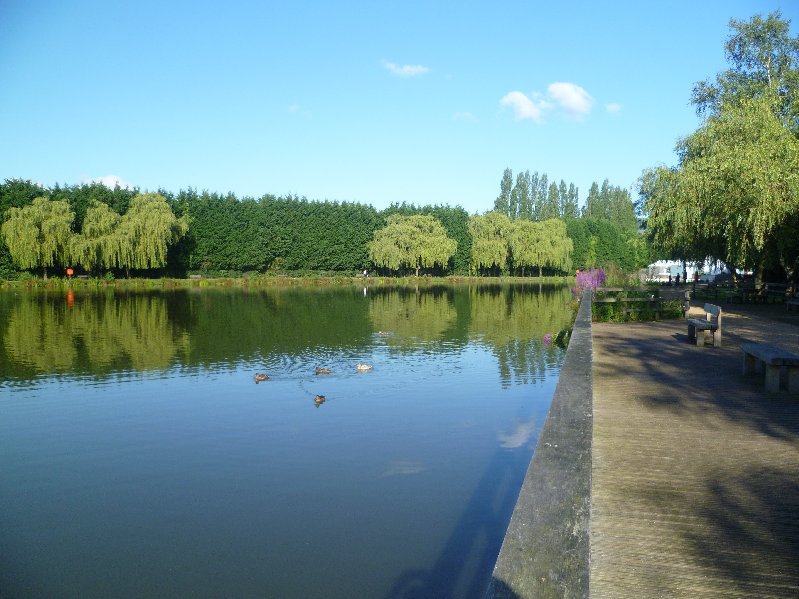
[644, 260, 726, 283]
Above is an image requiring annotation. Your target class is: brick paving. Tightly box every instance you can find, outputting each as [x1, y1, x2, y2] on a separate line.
[591, 306, 799, 598]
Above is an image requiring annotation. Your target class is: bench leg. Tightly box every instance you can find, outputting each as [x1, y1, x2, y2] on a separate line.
[765, 365, 781, 392]
[713, 329, 721, 347]
[788, 367, 799, 394]
[743, 353, 757, 375]
[687, 323, 696, 344]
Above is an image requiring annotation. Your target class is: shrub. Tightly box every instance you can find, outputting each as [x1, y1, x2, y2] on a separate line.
[574, 268, 605, 296]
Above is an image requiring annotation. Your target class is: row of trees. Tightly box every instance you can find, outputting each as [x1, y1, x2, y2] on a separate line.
[494, 170, 580, 221]
[468, 214, 572, 277]
[1, 192, 187, 278]
[365, 213, 573, 277]
[0, 179, 648, 279]
[493, 170, 637, 232]
[639, 11, 799, 284]
[490, 170, 644, 272]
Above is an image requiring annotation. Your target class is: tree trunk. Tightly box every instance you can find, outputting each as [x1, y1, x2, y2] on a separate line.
[755, 256, 765, 288]
[538, 265, 543, 280]
[728, 262, 738, 286]
[779, 253, 797, 283]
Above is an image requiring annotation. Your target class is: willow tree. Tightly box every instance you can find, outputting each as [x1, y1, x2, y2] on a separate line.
[508, 219, 542, 277]
[70, 200, 121, 274]
[468, 211, 511, 275]
[640, 94, 799, 282]
[510, 218, 572, 278]
[116, 193, 189, 276]
[368, 214, 456, 276]
[540, 218, 573, 275]
[1, 196, 74, 278]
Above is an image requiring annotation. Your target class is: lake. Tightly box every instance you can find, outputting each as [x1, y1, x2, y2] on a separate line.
[0, 283, 574, 598]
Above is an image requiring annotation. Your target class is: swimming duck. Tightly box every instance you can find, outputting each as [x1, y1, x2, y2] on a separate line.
[254, 373, 269, 383]
[315, 367, 332, 375]
[314, 394, 326, 407]
[378, 331, 391, 337]
[355, 363, 373, 372]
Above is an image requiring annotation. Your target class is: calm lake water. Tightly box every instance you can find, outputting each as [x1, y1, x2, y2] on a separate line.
[0, 284, 574, 598]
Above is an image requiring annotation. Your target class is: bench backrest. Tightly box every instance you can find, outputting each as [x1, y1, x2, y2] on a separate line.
[703, 303, 722, 326]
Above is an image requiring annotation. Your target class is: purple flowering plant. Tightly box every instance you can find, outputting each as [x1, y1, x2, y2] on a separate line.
[572, 268, 606, 297]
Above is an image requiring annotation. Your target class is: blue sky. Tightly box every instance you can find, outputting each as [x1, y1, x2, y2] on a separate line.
[2, 0, 797, 214]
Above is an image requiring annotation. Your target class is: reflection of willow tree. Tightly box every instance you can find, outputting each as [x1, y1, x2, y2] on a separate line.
[72, 294, 190, 371]
[3, 296, 77, 372]
[182, 288, 374, 364]
[1, 285, 575, 382]
[2, 292, 189, 376]
[468, 285, 574, 386]
[367, 288, 457, 345]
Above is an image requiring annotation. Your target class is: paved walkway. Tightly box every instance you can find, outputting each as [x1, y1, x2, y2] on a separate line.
[591, 307, 799, 598]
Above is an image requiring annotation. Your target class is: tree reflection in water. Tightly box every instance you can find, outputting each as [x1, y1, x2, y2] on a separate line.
[0, 283, 574, 385]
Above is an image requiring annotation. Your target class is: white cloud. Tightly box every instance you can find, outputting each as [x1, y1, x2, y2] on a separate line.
[382, 60, 430, 77]
[82, 175, 134, 190]
[498, 419, 537, 448]
[452, 111, 477, 122]
[500, 91, 549, 122]
[547, 82, 594, 118]
[605, 102, 623, 114]
[500, 82, 596, 122]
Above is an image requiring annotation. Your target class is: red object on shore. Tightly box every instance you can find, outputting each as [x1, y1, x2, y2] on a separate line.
[66, 268, 74, 277]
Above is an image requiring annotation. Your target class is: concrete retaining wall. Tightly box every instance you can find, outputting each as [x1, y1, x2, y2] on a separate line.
[486, 290, 592, 598]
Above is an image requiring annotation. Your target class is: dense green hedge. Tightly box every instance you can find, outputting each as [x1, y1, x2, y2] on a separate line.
[1, 179, 649, 279]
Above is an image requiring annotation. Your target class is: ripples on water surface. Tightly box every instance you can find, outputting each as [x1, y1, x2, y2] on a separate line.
[0, 284, 573, 598]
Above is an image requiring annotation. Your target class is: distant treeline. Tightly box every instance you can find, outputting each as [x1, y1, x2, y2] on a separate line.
[0, 176, 649, 279]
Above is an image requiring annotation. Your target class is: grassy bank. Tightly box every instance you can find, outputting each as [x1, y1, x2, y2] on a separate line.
[0, 274, 574, 291]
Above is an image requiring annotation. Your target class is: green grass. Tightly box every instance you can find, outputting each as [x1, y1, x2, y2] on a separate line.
[0, 273, 574, 291]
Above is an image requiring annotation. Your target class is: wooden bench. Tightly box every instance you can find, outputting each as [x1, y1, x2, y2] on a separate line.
[594, 296, 665, 320]
[687, 303, 722, 347]
[765, 283, 788, 303]
[741, 342, 799, 393]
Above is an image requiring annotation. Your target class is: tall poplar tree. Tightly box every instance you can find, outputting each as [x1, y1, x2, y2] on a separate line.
[563, 183, 579, 219]
[582, 182, 600, 219]
[512, 171, 530, 220]
[529, 171, 541, 220]
[542, 182, 560, 220]
[557, 180, 568, 218]
[494, 168, 513, 217]
[537, 174, 549, 221]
